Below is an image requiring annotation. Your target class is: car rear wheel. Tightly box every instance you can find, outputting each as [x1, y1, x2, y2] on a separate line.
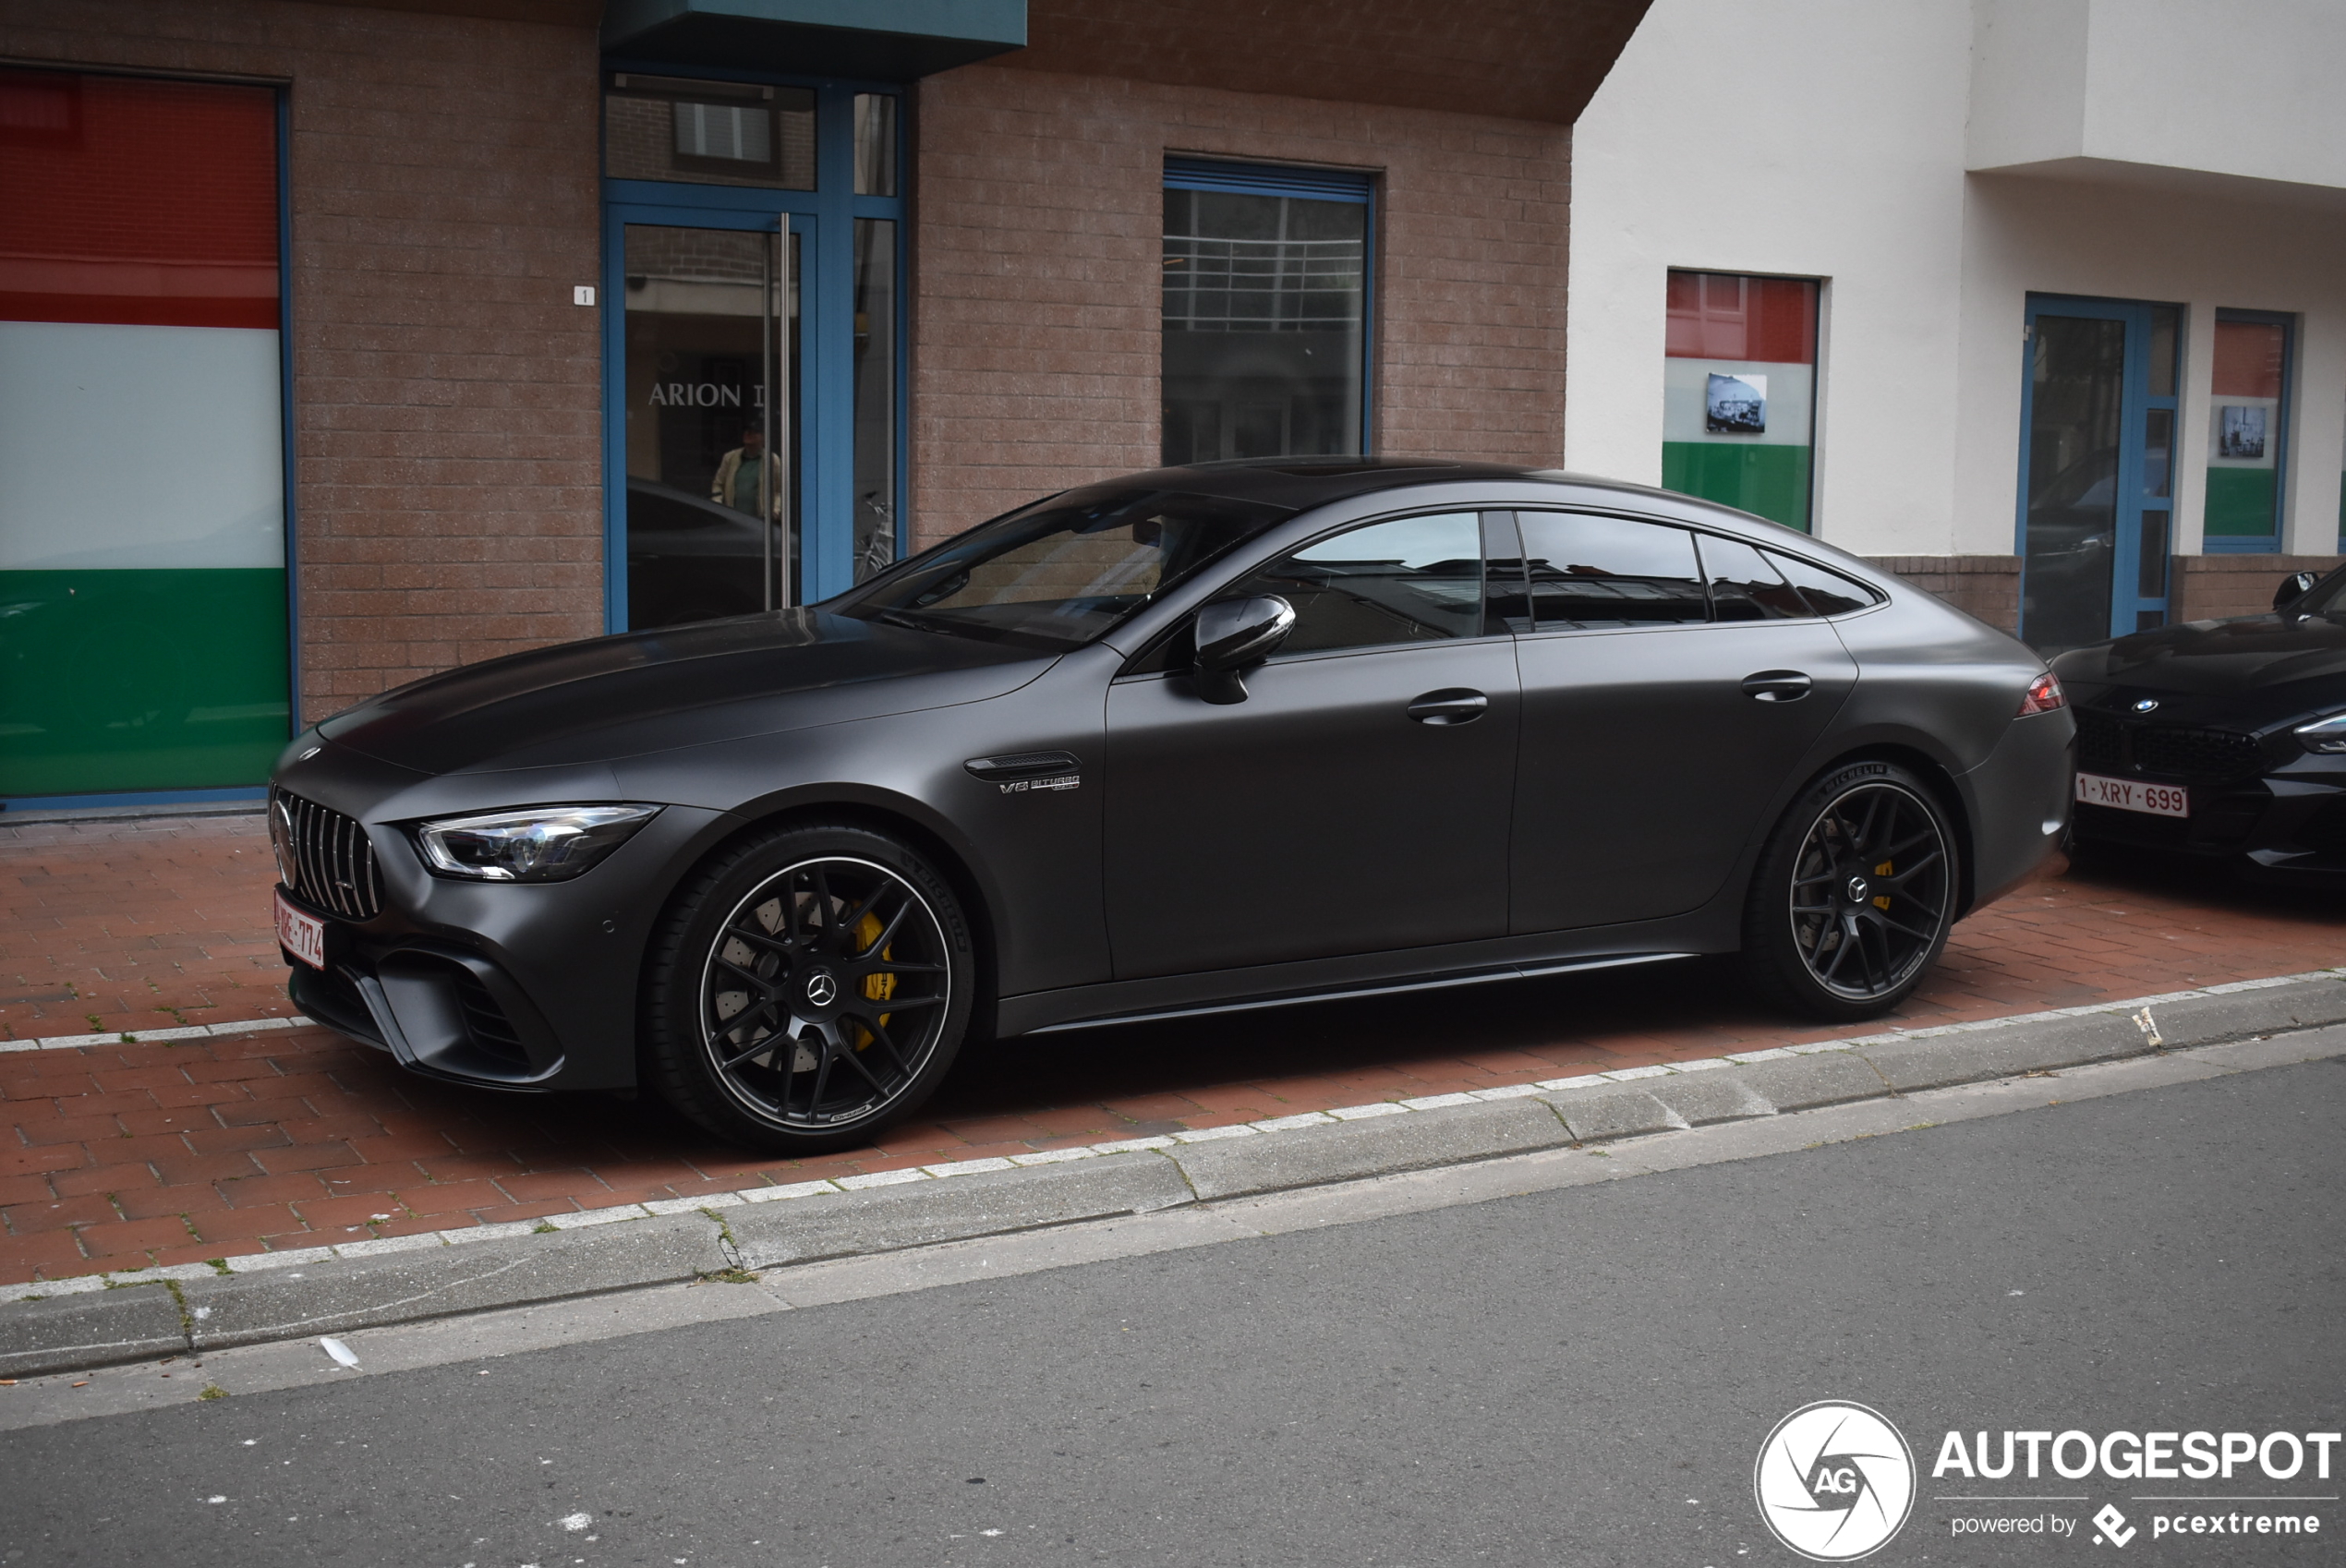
[643, 825, 973, 1153]
[1740, 761, 1957, 1021]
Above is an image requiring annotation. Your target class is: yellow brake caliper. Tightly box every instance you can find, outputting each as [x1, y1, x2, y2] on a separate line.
[852, 910, 897, 1049]
[1872, 860, 1893, 911]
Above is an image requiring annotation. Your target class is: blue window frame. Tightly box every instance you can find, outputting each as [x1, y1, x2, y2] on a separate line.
[2016, 295, 2182, 652]
[1162, 156, 1375, 464]
[600, 66, 907, 629]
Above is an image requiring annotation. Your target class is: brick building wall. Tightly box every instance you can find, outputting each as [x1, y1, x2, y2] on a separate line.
[0, 0, 604, 722]
[2172, 554, 2346, 623]
[907, 63, 1572, 546]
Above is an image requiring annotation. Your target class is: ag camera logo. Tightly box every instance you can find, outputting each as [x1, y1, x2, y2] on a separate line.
[1755, 1401, 1917, 1561]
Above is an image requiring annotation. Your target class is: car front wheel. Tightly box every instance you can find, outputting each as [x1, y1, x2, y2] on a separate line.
[643, 824, 973, 1153]
[1740, 761, 1958, 1021]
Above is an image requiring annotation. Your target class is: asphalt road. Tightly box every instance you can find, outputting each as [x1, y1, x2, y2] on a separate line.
[3, 1058, 2340, 1568]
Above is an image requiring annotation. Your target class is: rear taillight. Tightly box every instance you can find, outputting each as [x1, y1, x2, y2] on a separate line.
[2017, 672, 2066, 716]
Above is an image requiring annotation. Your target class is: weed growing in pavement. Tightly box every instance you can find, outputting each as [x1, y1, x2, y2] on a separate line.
[205, 1259, 230, 1275]
[696, 1268, 764, 1285]
[197, 1385, 226, 1400]
[532, 1222, 557, 1234]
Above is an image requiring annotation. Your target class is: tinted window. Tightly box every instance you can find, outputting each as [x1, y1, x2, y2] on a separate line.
[1230, 512, 1483, 654]
[834, 486, 1295, 649]
[1767, 550, 1880, 617]
[1698, 535, 1812, 621]
[1517, 513, 1706, 628]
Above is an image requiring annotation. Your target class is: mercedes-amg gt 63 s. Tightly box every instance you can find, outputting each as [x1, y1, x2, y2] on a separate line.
[2057, 563, 2346, 880]
[268, 460, 2074, 1152]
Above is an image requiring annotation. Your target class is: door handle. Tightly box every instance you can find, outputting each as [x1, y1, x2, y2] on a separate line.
[1407, 688, 1488, 725]
[1741, 670, 1812, 703]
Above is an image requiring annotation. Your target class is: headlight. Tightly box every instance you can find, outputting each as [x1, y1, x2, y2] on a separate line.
[413, 804, 662, 882]
[2294, 713, 2346, 754]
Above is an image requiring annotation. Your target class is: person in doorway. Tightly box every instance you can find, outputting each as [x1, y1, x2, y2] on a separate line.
[711, 426, 784, 521]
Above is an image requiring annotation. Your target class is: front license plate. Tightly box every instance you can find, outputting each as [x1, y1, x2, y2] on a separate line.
[2075, 772, 2189, 818]
[275, 889, 327, 971]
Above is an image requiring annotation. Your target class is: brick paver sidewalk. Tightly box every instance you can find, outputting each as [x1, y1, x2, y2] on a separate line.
[2, 812, 2340, 1284]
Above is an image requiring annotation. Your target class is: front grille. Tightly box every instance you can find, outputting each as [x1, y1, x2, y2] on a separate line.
[2073, 709, 2262, 784]
[2074, 709, 2123, 773]
[273, 788, 381, 921]
[2131, 727, 2262, 781]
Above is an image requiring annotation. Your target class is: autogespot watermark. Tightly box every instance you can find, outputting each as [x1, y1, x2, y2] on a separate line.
[1754, 1402, 1918, 1561]
[1756, 1405, 2341, 1556]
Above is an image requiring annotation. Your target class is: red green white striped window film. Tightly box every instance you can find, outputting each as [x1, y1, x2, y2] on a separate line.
[0, 69, 287, 801]
[2203, 314, 2289, 549]
[1662, 271, 1818, 533]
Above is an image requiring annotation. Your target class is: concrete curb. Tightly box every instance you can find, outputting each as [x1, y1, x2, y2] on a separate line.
[4, 971, 2342, 1378]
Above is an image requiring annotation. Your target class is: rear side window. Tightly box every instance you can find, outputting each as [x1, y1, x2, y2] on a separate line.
[1515, 512, 1707, 628]
[1697, 535, 1813, 621]
[1767, 550, 1881, 617]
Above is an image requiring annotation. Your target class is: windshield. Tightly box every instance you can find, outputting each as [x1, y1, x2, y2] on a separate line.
[831, 486, 1297, 649]
[2295, 566, 2346, 619]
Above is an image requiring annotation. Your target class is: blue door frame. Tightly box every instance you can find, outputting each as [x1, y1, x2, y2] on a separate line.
[2016, 295, 2179, 645]
[600, 67, 907, 629]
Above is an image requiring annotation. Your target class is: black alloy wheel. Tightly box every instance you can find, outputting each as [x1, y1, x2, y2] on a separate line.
[644, 825, 973, 1152]
[1741, 761, 1958, 1021]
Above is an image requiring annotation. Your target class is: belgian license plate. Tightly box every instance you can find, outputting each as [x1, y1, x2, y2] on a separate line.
[2076, 772, 2189, 818]
[275, 889, 327, 970]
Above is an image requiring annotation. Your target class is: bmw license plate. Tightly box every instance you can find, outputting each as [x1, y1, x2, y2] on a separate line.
[275, 889, 327, 970]
[2075, 771, 2188, 818]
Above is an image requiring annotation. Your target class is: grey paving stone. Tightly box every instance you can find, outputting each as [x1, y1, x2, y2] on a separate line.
[1167, 1101, 1574, 1201]
[1537, 1086, 1686, 1143]
[0, 1284, 187, 1378]
[1647, 1072, 1776, 1127]
[1731, 1052, 1889, 1111]
[182, 1213, 727, 1351]
[727, 1153, 1193, 1270]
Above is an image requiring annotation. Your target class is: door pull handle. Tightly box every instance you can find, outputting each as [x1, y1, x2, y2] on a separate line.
[1407, 688, 1488, 725]
[1741, 670, 1812, 703]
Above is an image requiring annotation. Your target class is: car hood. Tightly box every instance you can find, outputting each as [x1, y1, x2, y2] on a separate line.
[315, 609, 1055, 775]
[2052, 613, 2346, 729]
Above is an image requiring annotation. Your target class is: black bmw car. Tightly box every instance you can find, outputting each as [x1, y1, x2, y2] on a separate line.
[2057, 565, 2346, 878]
[268, 459, 2072, 1152]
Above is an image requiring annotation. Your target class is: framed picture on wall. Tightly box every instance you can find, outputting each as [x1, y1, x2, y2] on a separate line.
[1705, 371, 1767, 434]
[2219, 404, 2267, 460]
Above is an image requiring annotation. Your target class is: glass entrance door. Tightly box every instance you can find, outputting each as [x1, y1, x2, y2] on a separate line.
[620, 220, 798, 626]
[2018, 296, 2180, 655]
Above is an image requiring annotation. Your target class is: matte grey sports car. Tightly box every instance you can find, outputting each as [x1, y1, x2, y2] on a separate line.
[268, 460, 2073, 1152]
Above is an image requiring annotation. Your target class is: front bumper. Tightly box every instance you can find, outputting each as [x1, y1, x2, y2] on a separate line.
[2073, 768, 2346, 879]
[269, 760, 733, 1091]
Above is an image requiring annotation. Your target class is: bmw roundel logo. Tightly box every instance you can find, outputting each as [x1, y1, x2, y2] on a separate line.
[2133, 697, 2160, 713]
[1754, 1401, 1917, 1562]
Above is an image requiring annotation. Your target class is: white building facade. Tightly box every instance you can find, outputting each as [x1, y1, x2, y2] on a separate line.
[1566, 0, 2346, 650]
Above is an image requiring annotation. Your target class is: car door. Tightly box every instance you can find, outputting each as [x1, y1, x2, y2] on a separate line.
[1506, 511, 1857, 934]
[1104, 510, 1521, 981]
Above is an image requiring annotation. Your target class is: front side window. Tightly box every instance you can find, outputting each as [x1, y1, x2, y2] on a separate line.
[834, 487, 1295, 650]
[1226, 513, 1484, 655]
[1662, 271, 1820, 532]
[1162, 159, 1370, 465]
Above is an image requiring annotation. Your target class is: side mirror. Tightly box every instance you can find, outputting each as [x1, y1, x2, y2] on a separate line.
[1192, 595, 1295, 705]
[2275, 572, 2319, 613]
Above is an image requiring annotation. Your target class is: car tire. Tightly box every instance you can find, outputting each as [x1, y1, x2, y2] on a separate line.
[642, 823, 975, 1153]
[1738, 760, 1960, 1023]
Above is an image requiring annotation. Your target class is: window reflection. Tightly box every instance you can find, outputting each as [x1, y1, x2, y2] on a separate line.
[1162, 184, 1365, 464]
